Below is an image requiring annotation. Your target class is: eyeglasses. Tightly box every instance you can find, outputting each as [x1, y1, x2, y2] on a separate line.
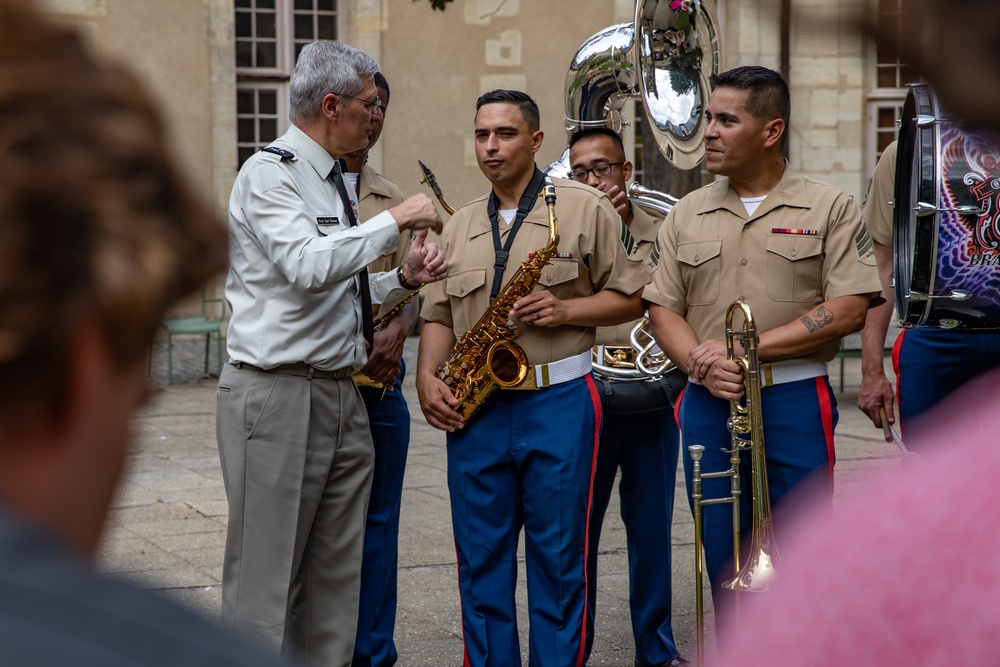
[569, 161, 624, 182]
[336, 93, 383, 115]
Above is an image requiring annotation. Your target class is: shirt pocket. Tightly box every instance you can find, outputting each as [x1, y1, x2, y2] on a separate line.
[677, 239, 723, 306]
[445, 267, 488, 333]
[765, 234, 823, 302]
[538, 258, 580, 300]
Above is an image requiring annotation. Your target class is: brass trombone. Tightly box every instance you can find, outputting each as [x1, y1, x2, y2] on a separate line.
[690, 299, 780, 666]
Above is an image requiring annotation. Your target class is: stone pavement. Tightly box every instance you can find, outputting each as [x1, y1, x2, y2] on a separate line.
[100, 334, 903, 666]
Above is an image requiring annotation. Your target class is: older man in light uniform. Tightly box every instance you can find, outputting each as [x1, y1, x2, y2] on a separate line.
[645, 66, 883, 631]
[219, 42, 446, 666]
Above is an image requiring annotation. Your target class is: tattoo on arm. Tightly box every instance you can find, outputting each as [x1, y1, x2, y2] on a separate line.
[800, 305, 834, 333]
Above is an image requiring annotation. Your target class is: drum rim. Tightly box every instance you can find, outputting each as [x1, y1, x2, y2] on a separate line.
[893, 83, 939, 326]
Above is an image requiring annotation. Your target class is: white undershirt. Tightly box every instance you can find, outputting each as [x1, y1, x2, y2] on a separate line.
[741, 195, 767, 217]
[345, 172, 360, 191]
[498, 208, 517, 225]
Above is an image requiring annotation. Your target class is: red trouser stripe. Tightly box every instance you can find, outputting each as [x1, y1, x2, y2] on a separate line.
[577, 374, 603, 667]
[814, 376, 837, 489]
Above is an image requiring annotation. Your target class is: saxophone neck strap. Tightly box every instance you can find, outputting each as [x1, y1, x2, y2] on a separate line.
[486, 166, 546, 303]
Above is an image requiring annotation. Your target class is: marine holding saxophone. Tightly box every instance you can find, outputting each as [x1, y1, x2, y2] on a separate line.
[415, 90, 649, 667]
[642, 65, 883, 648]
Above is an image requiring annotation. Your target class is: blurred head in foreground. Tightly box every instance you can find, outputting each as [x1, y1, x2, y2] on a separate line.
[864, 0, 1000, 133]
[0, 0, 226, 556]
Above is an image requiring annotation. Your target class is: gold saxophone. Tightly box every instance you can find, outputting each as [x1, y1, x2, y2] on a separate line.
[437, 179, 559, 422]
[352, 290, 420, 390]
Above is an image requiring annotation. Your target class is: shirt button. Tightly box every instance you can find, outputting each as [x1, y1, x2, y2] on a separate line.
[790, 249, 798, 257]
[741, 258, 748, 266]
[694, 255, 700, 262]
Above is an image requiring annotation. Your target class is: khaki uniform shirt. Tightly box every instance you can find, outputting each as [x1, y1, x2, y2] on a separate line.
[421, 178, 650, 365]
[862, 140, 897, 246]
[355, 162, 411, 319]
[644, 166, 882, 363]
[595, 203, 663, 345]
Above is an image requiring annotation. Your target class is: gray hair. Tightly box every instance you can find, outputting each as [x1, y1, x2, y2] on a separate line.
[289, 41, 380, 123]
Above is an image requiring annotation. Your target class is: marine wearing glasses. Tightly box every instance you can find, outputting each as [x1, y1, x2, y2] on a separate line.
[569, 161, 624, 182]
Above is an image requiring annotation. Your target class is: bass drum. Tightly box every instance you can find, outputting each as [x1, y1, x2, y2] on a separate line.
[894, 83, 1000, 329]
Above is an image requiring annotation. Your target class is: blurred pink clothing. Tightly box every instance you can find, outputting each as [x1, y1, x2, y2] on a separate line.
[719, 367, 1000, 667]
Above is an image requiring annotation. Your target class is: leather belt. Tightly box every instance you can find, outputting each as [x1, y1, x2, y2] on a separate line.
[230, 361, 353, 380]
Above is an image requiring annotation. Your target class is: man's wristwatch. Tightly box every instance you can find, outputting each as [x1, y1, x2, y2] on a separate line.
[397, 264, 421, 290]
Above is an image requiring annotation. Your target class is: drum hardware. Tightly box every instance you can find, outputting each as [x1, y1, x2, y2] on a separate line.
[908, 289, 972, 301]
[914, 202, 980, 216]
[691, 300, 779, 667]
[893, 82, 1000, 329]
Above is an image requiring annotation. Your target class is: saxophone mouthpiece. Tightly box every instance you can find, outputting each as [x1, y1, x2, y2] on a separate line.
[543, 177, 557, 206]
[418, 160, 456, 215]
[418, 160, 442, 196]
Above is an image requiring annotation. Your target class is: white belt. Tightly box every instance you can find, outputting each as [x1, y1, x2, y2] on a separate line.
[760, 360, 827, 386]
[688, 359, 827, 388]
[509, 350, 593, 390]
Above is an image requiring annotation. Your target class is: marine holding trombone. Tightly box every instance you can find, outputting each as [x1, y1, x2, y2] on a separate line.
[644, 66, 883, 634]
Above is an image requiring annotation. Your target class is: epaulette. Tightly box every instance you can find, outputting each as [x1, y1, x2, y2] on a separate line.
[261, 146, 295, 161]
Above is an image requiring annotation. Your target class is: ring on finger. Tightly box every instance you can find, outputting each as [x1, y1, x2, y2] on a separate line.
[535, 310, 541, 321]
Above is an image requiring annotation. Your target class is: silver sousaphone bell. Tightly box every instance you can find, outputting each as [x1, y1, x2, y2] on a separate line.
[546, 0, 721, 175]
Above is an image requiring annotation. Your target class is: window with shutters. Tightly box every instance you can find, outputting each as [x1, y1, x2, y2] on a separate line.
[234, 0, 343, 167]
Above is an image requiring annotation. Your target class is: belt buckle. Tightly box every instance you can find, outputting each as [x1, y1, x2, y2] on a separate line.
[604, 346, 636, 369]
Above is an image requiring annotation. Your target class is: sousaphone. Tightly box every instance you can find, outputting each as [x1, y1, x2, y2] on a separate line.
[547, 0, 721, 175]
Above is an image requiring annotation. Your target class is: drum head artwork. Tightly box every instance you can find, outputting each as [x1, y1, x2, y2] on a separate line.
[894, 84, 1000, 329]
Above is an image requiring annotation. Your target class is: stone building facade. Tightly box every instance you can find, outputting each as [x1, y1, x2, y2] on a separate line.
[42, 0, 914, 299]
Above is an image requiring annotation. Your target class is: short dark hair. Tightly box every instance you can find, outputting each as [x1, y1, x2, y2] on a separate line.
[476, 89, 540, 132]
[568, 127, 626, 161]
[374, 71, 390, 106]
[710, 65, 790, 129]
[0, 0, 227, 427]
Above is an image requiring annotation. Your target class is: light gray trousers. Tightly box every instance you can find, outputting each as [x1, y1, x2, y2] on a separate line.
[216, 363, 373, 667]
